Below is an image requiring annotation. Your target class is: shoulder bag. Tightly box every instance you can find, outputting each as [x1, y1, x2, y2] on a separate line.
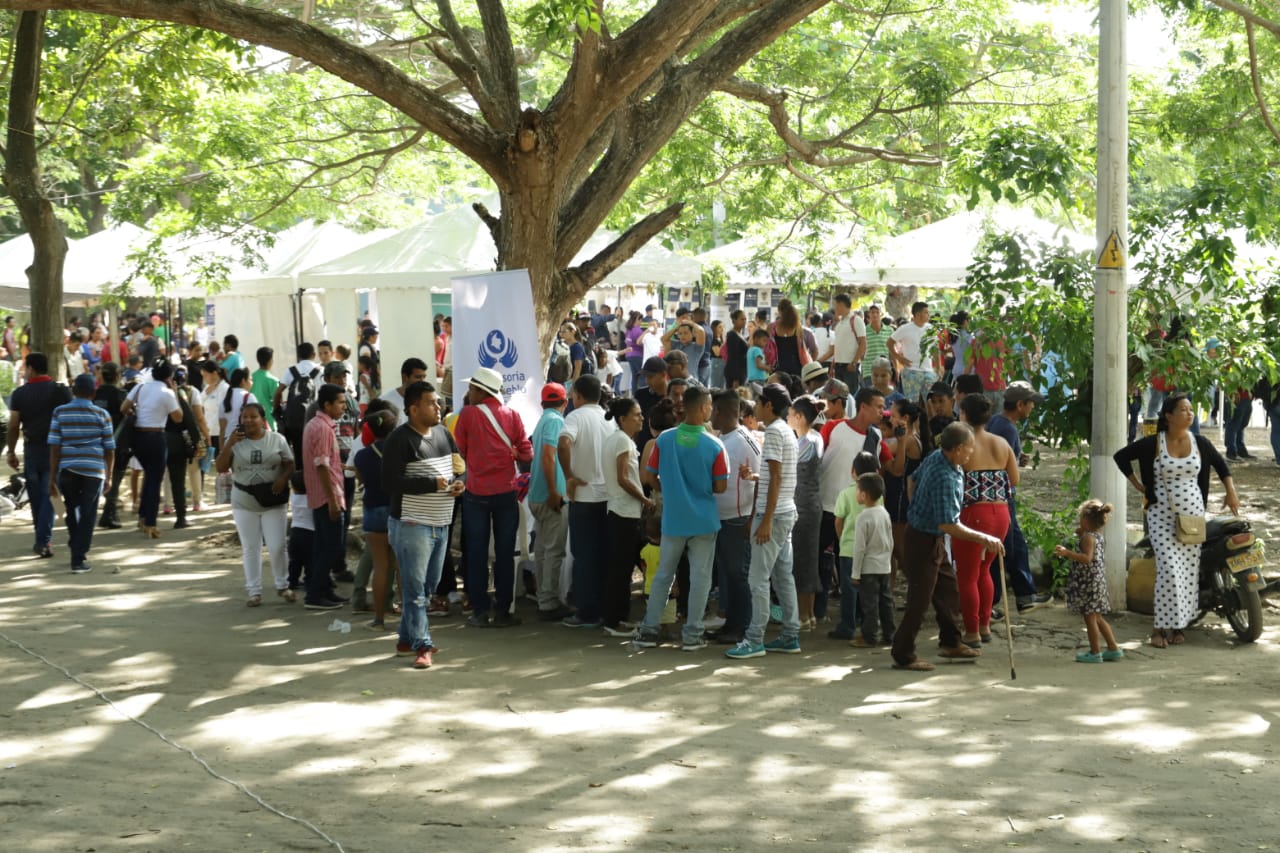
[1159, 435, 1206, 545]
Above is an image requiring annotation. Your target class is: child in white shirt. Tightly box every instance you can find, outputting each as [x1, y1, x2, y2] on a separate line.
[849, 472, 895, 646]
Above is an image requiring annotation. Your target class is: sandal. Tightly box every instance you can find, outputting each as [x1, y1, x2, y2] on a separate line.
[1150, 630, 1168, 648]
[1168, 630, 1186, 645]
[892, 659, 936, 671]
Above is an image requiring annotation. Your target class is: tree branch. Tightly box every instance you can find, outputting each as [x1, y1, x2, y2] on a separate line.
[566, 202, 685, 291]
[1205, 0, 1280, 39]
[0, 0, 509, 178]
[475, 0, 520, 130]
[1245, 20, 1280, 145]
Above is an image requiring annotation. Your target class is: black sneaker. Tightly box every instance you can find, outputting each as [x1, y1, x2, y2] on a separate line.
[632, 630, 660, 648]
[465, 613, 491, 628]
[492, 613, 523, 628]
[327, 591, 350, 604]
[538, 605, 574, 621]
[304, 598, 342, 610]
[827, 629, 854, 641]
[1239, 450, 1256, 460]
[709, 629, 744, 645]
[98, 517, 122, 529]
[1226, 453, 1241, 462]
[70, 562, 92, 574]
[1016, 596, 1040, 613]
[332, 570, 356, 583]
[38, 545, 53, 559]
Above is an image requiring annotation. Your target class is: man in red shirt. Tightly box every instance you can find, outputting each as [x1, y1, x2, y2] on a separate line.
[301, 383, 349, 609]
[454, 367, 533, 627]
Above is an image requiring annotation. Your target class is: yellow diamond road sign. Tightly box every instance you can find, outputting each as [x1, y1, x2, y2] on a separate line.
[1097, 230, 1125, 269]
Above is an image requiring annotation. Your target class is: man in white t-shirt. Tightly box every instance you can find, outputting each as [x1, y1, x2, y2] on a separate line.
[273, 342, 321, 453]
[710, 390, 760, 644]
[826, 293, 867, 389]
[557, 374, 612, 629]
[889, 301, 939, 402]
[819, 386, 893, 640]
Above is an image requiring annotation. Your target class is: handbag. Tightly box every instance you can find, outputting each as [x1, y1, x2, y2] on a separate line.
[113, 413, 136, 460]
[1158, 435, 1206, 545]
[234, 479, 290, 507]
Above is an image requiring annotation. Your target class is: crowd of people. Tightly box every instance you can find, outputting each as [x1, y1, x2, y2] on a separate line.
[3, 295, 1254, 672]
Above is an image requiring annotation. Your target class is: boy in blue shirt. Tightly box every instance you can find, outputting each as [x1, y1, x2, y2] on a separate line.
[746, 328, 770, 382]
[632, 386, 729, 651]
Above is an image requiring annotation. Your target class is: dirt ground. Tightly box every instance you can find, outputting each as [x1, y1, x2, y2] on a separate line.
[2, 427, 1279, 853]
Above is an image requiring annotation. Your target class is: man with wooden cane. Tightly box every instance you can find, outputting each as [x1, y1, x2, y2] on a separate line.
[893, 422, 1005, 672]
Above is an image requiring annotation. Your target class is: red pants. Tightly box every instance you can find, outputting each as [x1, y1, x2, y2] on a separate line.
[951, 502, 1011, 635]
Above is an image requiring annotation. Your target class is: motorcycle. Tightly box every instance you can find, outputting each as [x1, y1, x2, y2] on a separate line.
[1188, 517, 1267, 642]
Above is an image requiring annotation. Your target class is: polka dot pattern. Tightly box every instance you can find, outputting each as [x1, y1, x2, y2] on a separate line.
[1148, 433, 1204, 630]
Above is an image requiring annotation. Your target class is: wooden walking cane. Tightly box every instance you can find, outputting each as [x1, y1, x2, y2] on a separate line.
[998, 552, 1017, 680]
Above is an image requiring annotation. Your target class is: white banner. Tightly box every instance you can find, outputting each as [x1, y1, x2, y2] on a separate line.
[451, 269, 544, 433]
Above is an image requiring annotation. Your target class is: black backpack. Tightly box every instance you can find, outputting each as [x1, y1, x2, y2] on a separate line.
[282, 366, 320, 437]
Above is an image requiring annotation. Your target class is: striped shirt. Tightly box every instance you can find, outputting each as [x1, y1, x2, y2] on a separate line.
[862, 325, 893, 367]
[48, 398, 115, 479]
[382, 422, 459, 527]
[757, 418, 797, 515]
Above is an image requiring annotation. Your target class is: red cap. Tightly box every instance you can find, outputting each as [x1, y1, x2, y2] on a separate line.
[541, 382, 567, 404]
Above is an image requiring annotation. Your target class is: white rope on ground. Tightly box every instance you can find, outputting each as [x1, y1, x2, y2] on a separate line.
[0, 627, 346, 853]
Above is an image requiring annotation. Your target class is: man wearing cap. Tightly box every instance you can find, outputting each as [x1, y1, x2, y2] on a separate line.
[528, 382, 572, 621]
[926, 381, 957, 441]
[48, 374, 115, 573]
[988, 381, 1048, 613]
[633, 356, 669, 449]
[455, 366, 533, 627]
[800, 361, 829, 395]
[663, 349, 703, 388]
[815, 378, 849, 426]
[820, 385, 894, 639]
[557, 374, 612, 628]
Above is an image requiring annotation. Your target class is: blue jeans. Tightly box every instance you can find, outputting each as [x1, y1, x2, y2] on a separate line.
[24, 444, 53, 548]
[992, 493, 1036, 603]
[627, 355, 644, 391]
[714, 516, 752, 632]
[745, 511, 800, 646]
[568, 501, 609, 622]
[462, 490, 520, 616]
[1224, 399, 1252, 455]
[57, 470, 103, 564]
[640, 530, 717, 645]
[836, 556, 861, 636]
[308, 504, 344, 603]
[1145, 387, 1167, 420]
[390, 517, 449, 651]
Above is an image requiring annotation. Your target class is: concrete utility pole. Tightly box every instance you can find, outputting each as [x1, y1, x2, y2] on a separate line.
[1094, 0, 1129, 608]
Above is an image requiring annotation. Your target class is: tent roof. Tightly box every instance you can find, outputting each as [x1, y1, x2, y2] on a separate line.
[299, 197, 701, 291]
[696, 221, 871, 287]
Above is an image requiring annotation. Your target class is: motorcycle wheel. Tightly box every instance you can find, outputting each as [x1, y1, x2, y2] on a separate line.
[1222, 568, 1264, 643]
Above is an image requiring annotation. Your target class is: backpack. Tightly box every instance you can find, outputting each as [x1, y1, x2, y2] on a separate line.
[282, 366, 320, 437]
[548, 340, 571, 384]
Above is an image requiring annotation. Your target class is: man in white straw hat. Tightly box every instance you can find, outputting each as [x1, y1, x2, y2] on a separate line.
[453, 366, 533, 628]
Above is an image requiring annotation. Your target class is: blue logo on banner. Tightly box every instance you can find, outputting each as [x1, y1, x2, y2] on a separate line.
[478, 329, 519, 369]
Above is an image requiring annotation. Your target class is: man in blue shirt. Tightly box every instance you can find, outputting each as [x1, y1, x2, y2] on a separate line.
[633, 386, 729, 651]
[892, 422, 1003, 672]
[48, 374, 115, 574]
[528, 383, 572, 621]
[986, 381, 1046, 613]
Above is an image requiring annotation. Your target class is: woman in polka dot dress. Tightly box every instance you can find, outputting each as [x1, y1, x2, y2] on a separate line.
[1114, 394, 1239, 648]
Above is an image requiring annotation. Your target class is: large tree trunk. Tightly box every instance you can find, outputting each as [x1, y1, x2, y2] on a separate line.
[3, 11, 68, 375]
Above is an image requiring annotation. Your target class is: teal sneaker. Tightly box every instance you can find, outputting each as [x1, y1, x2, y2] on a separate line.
[1075, 651, 1103, 663]
[768, 604, 783, 625]
[725, 640, 766, 659]
[1101, 648, 1125, 662]
[764, 635, 801, 654]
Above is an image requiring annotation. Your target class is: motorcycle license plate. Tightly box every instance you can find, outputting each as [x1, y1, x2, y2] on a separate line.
[1227, 550, 1263, 572]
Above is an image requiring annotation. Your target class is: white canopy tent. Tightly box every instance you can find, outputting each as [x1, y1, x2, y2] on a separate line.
[296, 199, 702, 388]
[0, 225, 153, 309]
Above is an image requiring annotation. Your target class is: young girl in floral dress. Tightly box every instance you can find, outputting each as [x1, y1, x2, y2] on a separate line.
[1054, 499, 1125, 663]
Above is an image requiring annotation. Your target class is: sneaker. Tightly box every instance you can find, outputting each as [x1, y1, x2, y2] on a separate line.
[703, 615, 726, 631]
[332, 569, 356, 583]
[1239, 450, 1256, 460]
[708, 629, 745, 645]
[538, 605, 574, 621]
[1075, 651, 1103, 663]
[492, 613, 522, 628]
[70, 562, 92, 574]
[725, 640, 766, 659]
[350, 599, 372, 614]
[602, 624, 636, 638]
[680, 637, 708, 652]
[764, 635, 801, 654]
[277, 588, 297, 603]
[768, 604, 782, 625]
[827, 628, 855, 641]
[1226, 452, 1240, 462]
[562, 615, 601, 629]
[849, 635, 874, 648]
[396, 643, 414, 656]
[465, 613, 491, 628]
[413, 648, 434, 669]
[366, 620, 389, 632]
[246, 595, 263, 607]
[38, 545, 53, 559]
[98, 517, 122, 529]
[427, 597, 451, 616]
[631, 629, 660, 648]
[1016, 596, 1040, 613]
[304, 598, 343, 610]
[1102, 649, 1125, 662]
